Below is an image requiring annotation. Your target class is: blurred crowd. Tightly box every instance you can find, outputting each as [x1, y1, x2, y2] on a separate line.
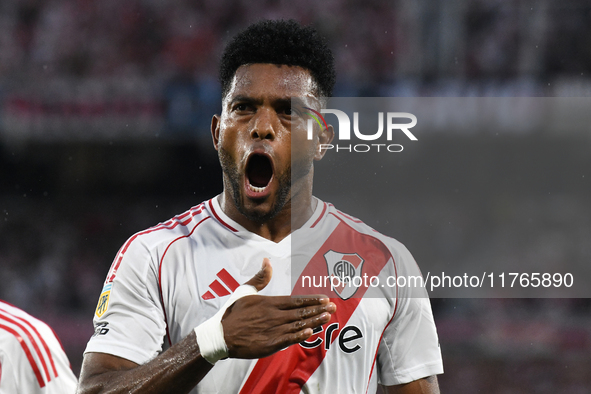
[1, 0, 591, 143]
[0, 0, 589, 87]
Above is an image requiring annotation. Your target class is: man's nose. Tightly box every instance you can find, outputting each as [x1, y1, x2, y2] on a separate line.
[250, 108, 276, 140]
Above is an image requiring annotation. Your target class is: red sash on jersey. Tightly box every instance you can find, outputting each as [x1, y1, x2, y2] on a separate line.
[239, 220, 393, 393]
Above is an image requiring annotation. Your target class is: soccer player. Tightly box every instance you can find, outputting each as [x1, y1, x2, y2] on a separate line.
[78, 20, 443, 394]
[0, 300, 78, 393]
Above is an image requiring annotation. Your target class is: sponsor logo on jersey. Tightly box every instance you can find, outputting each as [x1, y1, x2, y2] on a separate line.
[95, 283, 112, 317]
[92, 322, 110, 337]
[201, 268, 240, 300]
[324, 250, 364, 300]
[300, 323, 364, 353]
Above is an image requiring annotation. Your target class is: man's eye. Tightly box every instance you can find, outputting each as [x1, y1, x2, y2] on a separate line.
[279, 107, 293, 116]
[235, 103, 248, 111]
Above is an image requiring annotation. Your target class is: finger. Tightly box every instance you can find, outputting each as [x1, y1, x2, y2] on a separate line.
[275, 312, 333, 347]
[289, 311, 332, 333]
[281, 303, 336, 323]
[272, 295, 332, 310]
[245, 258, 273, 292]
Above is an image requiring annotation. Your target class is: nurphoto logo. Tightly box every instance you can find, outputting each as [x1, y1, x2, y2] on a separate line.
[304, 107, 417, 153]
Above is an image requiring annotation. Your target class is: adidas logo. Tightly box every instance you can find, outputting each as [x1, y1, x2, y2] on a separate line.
[202, 269, 240, 300]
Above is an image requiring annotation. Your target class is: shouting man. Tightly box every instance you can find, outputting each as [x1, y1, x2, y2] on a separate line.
[78, 20, 443, 394]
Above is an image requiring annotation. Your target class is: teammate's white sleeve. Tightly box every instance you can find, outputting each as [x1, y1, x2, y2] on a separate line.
[84, 235, 167, 365]
[0, 302, 78, 394]
[376, 244, 444, 386]
[0, 349, 18, 394]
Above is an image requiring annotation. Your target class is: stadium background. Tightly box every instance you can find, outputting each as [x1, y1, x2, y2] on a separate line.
[0, 0, 590, 392]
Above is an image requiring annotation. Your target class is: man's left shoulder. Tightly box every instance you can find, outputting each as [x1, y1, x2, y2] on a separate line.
[323, 203, 407, 253]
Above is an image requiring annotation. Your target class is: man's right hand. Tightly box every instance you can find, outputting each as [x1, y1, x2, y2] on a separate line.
[221, 258, 336, 359]
[78, 258, 336, 394]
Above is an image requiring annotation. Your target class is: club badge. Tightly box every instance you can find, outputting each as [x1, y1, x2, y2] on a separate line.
[324, 250, 364, 300]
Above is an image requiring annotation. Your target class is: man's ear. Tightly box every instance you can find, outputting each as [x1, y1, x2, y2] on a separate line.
[314, 123, 334, 161]
[211, 114, 221, 150]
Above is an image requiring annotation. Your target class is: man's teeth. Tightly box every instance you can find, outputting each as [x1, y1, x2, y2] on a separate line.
[248, 184, 266, 193]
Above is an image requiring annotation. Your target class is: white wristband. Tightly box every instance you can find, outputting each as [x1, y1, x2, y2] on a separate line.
[194, 284, 258, 364]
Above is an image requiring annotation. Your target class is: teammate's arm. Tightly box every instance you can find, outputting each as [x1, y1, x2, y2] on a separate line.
[77, 261, 336, 394]
[380, 375, 440, 394]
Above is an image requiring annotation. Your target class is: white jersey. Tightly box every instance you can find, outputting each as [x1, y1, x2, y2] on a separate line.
[0, 301, 78, 394]
[85, 197, 443, 393]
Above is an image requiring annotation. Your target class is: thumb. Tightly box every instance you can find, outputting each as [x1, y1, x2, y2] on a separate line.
[245, 258, 273, 292]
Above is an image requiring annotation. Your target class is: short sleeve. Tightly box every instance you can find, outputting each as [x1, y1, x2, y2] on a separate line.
[376, 245, 444, 386]
[0, 349, 19, 394]
[39, 323, 78, 393]
[0, 325, 77, 394]
[84, 236, 167, 365]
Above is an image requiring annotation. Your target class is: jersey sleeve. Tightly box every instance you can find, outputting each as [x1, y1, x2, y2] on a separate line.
[84, 235, 167, 365]
[0, 349, 19, 394]
[376, 244, 444, 386]
[41, 325, 78, 394]
[0, 323, 77, 394]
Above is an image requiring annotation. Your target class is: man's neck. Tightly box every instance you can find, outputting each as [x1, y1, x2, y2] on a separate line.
[218, 191, 317, 243]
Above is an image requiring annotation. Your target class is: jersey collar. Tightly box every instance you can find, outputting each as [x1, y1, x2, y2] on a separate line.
[207, 195, 328, 244]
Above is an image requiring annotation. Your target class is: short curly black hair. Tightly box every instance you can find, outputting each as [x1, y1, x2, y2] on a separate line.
[219, 19, 336, 99]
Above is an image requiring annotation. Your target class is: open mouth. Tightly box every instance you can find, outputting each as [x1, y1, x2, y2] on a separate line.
[246, 154, 273, 193]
